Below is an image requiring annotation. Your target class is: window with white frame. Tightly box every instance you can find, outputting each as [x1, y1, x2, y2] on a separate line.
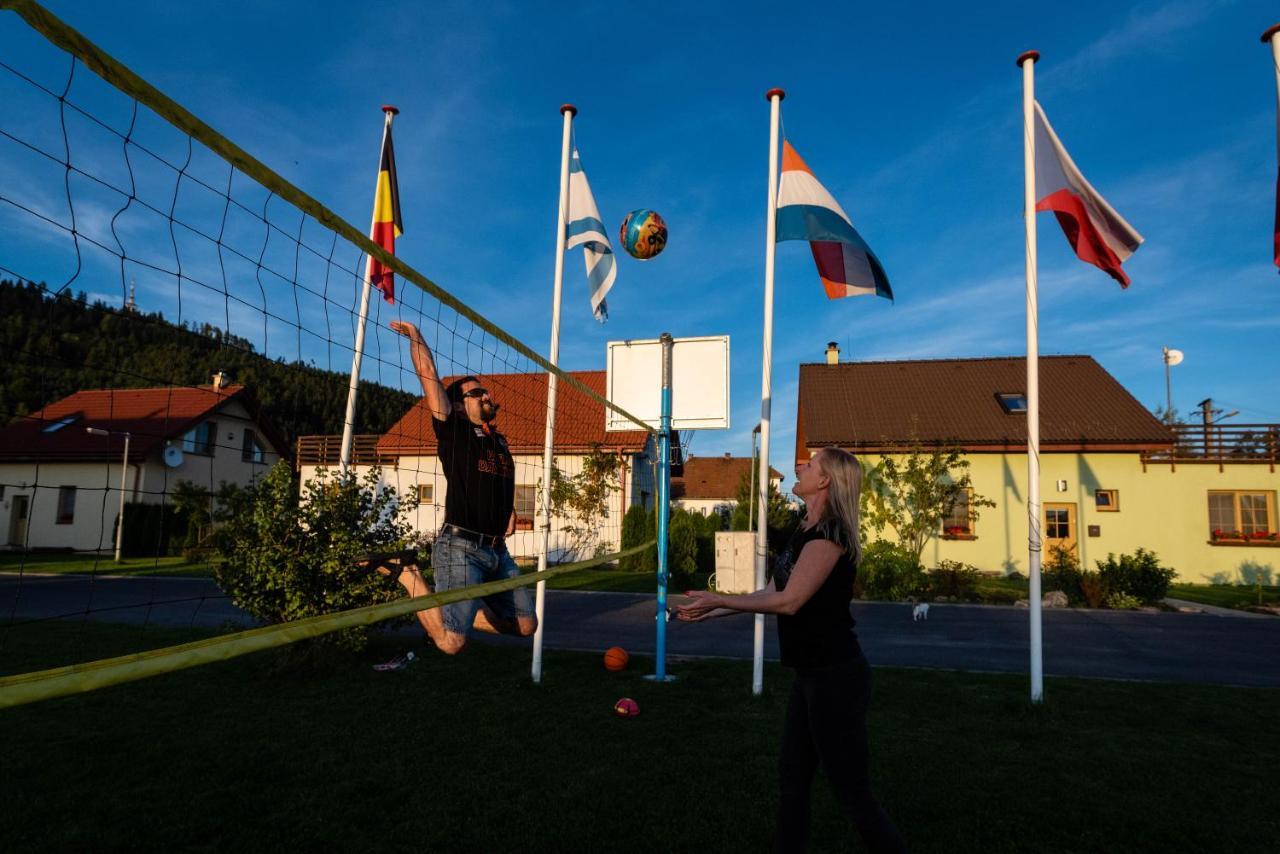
[941, 488, 973, 537]
[182, 420, 216, 455]
[1208, 491, 1276, 540]
[417, 483, 434, 505]
[514, 485, 536, 531]
[56, 485, 76, 524]
[241, 428, 266, 464]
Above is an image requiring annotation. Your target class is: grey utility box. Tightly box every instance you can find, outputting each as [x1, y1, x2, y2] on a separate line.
[714, 531, 757, 593]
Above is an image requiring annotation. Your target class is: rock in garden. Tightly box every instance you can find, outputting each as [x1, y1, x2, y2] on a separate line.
[1042, 591, 1069, 609]
[1015, 599, 1030, 609]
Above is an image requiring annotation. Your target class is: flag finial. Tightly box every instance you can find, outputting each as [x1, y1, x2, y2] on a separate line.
[560, 104, 577, 116]
[381, 105, 399, 115]
[1016, 50, 1040, 66]
[765, 87, 786, 102]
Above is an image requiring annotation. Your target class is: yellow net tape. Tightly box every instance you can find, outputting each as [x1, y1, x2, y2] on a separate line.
[0, 541, 655, 709]
[0, 0, 653, 435]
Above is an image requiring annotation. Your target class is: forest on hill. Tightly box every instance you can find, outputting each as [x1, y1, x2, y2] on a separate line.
[0, 280, 417, 443]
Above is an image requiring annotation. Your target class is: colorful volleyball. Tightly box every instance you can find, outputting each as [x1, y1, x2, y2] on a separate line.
[619, 209, 668, 260]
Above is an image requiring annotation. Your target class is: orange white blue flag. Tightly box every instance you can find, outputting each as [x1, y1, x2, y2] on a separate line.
[775, 140, 893, 301]
[367, 120, 403, 303]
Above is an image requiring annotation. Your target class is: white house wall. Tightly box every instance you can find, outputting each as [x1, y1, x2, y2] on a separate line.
[0, 399, 279, 552]
[300, 446, 652, 561]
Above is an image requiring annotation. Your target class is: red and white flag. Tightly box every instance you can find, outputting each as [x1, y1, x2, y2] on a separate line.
[1034, 101, 1143, 287]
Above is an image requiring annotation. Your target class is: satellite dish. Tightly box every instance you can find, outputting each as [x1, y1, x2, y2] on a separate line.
[1163, 348, 1184, 367]
[163, 446, 184, 468]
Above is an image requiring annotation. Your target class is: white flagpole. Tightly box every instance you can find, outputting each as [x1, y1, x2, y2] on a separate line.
[754, 87, 784, 697]
[532, 103, 576, 684]
[1018, 51, 1044, 703]
[1266, 24, 1280, 127]
[340, 107, 397, 473]
[1264, 24, 1280, 269]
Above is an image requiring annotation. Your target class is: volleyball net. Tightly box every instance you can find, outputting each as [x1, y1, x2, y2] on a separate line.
[0, 0, 659, 708]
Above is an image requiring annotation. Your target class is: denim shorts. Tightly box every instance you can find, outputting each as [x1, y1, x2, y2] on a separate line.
[431, 532, 534, 636]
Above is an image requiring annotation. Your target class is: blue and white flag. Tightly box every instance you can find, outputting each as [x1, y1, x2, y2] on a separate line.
[565, 148, 616, 322]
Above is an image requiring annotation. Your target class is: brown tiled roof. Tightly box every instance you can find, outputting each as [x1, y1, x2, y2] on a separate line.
[0, 385, 275, 462]
[797, 356, 1173, 454]
[376, 370, 652, 457]
[671, 455, 784, 501]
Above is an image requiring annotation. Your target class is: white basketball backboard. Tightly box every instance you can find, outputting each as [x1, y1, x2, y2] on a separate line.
[605, 335, 730, 431]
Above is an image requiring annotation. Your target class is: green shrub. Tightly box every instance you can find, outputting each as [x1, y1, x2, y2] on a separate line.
[980, 588, 1025, 605]
[1105, 591, 1142, 610]
[118, 502, 186, 557]
[926, 559, 982, 601]
[1095, 548, 1176, 605]
[857, 540, 924, 601]
[214, 462, 415, 652]
[619, 505, 655, 572]
[666, 509, 700, 588]
[1043, 545, 1084, 604]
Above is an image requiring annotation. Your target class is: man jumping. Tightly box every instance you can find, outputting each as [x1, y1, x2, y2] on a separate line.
[366, 320, 536, 654]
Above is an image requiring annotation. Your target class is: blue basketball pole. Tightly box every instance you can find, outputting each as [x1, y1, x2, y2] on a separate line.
[649, 332, 675, 682]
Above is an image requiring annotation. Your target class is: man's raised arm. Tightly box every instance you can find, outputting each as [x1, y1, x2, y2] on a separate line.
[390, 320, 450, 421]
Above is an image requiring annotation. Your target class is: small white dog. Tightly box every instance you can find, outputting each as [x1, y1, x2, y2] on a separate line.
[911, 601, 929, 621]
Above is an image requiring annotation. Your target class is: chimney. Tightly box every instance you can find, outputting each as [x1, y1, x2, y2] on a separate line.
[825, 341, 840, 365]
[211, 371, 230, 391]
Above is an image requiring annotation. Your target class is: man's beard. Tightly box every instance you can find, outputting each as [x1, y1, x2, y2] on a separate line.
[480, 401, 499, 422]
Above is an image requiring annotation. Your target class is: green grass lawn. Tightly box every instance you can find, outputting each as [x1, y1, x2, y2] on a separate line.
[0, 552, 214, 577]
[1, 622, 1275, 852]
[1168, 583, 1280, 609]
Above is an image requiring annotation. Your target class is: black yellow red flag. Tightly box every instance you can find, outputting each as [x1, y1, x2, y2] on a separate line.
[367, 109, 403, 303]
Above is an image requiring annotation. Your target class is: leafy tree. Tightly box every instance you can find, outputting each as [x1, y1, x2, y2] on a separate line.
[1151, 403, 1185, 427]
[214, 461, 415, 653]
[729, 468, 801, 555]
[548, 446, 622, 561]
[861, 442, 995, 562]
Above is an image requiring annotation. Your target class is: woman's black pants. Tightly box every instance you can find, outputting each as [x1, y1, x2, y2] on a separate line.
[774, 655, 907, 853]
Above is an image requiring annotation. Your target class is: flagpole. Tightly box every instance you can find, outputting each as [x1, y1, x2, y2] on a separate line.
[754, 87, 784, 698]
[1263, 24, 1280, 270]
[1018, 51, 1044, 704]
[531, 103, 575, 684]
[340, 106, 398, 473]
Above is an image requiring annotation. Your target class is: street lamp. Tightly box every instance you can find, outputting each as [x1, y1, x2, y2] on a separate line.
[85, 426, 130, 562]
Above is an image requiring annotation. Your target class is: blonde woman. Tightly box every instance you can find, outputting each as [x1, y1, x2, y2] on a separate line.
[677, 448, 906, 854]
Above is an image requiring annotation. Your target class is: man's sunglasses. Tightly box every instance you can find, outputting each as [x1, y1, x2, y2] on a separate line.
[462, 388, 489, 399]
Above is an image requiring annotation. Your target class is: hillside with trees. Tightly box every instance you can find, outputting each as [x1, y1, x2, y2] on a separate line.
[0, 279, 417, 443]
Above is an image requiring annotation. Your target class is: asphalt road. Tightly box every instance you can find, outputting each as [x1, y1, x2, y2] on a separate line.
[2, 574, 1277, 687]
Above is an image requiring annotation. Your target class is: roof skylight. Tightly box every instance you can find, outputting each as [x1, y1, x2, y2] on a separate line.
[996, 393, 1027, 414]
[41, 415, 80, 433]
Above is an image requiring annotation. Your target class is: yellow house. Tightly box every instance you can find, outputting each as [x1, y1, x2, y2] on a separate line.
[795, 347, 1279, 583]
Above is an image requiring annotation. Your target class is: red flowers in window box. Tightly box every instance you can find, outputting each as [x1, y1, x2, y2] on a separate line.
[1247, 531, 1277, 541]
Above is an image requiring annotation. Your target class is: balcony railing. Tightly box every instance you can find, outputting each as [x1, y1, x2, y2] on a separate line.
[294, 434, 385, 470]
[1141, 423, 1279, 471]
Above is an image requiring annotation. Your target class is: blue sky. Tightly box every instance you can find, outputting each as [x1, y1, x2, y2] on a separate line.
[2, 0, 1279, 490]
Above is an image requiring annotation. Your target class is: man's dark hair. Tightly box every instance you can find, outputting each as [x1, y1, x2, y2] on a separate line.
[445, 376, 482, 406]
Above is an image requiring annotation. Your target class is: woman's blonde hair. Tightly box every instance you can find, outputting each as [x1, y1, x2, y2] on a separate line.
[814, 447, 863, 565]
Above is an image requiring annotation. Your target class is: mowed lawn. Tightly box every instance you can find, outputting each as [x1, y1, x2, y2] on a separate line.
[1, 623, 1276, 852]
[0, 552, 214, 577]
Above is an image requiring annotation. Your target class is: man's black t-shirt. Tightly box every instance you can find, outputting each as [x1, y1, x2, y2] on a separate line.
[772, 520, 862, 669]
[432, 408, 515, 537]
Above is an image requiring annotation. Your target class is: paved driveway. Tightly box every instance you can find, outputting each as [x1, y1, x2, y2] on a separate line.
[2, 575, 1277, 687]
